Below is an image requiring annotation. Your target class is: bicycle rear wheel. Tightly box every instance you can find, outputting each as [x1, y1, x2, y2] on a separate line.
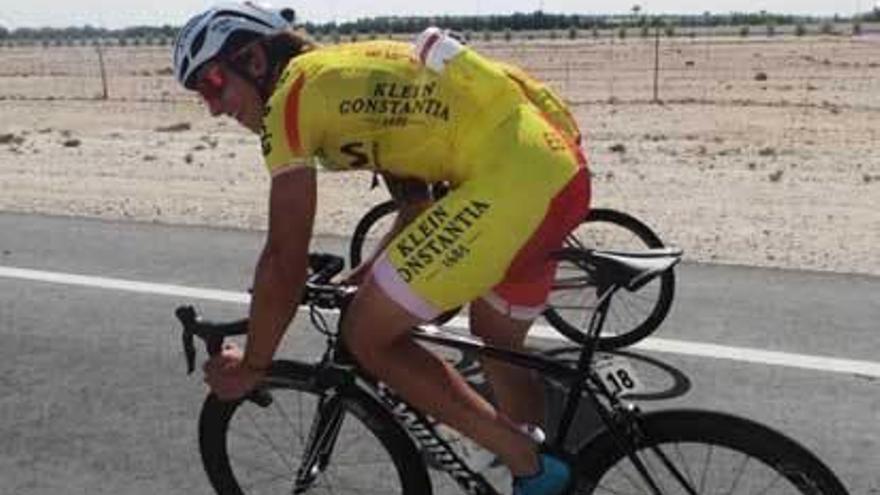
[198, 360, 431, 495]
[544, 208, 675, 349]
[576, 409, 849, 494]
[349, 200, 398, 268]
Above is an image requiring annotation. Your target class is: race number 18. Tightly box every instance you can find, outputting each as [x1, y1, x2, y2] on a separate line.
[594, 356, 645, 396]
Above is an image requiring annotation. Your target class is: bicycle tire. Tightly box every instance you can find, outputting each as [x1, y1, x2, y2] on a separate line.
[576, 409, 849, 495]
[349, 200, 460, 326]
[543, 208, 676, 350]
[349, 200, 398, 268]
[198, 359, 432, 495]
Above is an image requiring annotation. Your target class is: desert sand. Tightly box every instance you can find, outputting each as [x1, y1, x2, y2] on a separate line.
[0, 36, 877, 275]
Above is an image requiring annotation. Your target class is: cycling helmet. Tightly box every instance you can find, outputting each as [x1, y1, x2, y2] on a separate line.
[173, 2, 294, 89]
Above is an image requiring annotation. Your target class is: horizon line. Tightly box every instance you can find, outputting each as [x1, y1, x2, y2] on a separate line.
[3, 8, 878, 31]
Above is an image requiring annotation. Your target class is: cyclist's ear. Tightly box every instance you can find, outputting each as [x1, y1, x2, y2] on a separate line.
[235, 43, 271, 79]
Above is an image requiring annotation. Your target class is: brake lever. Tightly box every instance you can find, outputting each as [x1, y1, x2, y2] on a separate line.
[176, 306, 198, 375]
[183, 332, 196, 375]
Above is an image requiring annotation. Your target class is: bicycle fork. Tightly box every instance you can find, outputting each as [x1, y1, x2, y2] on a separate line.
[293, 390, 346, 494]
[598, 399, 699, 495]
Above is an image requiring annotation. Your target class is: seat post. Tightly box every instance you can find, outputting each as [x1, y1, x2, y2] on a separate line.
[575, 280, 619, 374]
[552, 281, 620, 446]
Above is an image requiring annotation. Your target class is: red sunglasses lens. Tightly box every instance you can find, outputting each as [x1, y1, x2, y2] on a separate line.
[196, 65, 225, 101]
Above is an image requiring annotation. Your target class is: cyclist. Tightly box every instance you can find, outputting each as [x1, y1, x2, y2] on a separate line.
[174, 4, 589, 494]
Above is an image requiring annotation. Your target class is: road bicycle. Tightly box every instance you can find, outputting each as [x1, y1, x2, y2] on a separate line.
[350, 183, 675, 350]
[175, 249, 848, 495]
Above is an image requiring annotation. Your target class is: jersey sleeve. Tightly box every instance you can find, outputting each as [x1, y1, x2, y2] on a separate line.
[438, 48, 525, 123]
[498, 62, 582, 145]
[261, 66, 327, 176]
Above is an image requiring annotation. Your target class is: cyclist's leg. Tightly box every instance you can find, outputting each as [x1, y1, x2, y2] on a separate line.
[468, 104, 590, 443]
[469, 167, 589, 450]
[342, 269, 540, 476]
[482, 175, 588, 494]
[344, 179, 555, 476]
[469, 299, 544, 429]
[346, 103, 588, 487]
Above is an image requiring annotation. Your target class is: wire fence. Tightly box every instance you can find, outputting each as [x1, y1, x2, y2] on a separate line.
[486, 35, 880, 111]
[1, 32, 878, 111]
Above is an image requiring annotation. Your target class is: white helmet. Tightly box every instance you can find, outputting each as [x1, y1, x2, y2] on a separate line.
[173, 2, 294, 89]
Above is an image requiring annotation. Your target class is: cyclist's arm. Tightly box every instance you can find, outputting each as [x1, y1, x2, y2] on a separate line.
[242, 166, 317, 370]
[373, 174, 432, 258]
[343, 174, 431, 285]
[385, 173, 432, 225]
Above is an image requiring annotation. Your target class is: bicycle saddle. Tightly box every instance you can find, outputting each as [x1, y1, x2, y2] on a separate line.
[588, 247, 683, 292]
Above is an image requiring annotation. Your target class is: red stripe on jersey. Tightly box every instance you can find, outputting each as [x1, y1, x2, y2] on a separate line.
[493, 167, 591, 307]
[284, 74, 306, 154]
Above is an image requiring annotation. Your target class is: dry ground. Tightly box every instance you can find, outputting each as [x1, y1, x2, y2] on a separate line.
[0, 36, 878, 275]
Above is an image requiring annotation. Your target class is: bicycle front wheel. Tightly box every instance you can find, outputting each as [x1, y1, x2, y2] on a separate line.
[198, 360, 431, 495]
[576, 409, 849, 494]
[544, 208, 675, 349]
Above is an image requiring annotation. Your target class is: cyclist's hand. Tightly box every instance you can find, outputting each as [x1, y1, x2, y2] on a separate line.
[202, 342, 263, 401]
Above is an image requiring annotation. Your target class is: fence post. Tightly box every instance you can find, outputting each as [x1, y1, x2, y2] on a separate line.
[96, 42, 108, 100]
[652, 26, 661, 103]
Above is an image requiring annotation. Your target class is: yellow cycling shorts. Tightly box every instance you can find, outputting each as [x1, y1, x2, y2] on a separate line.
[372, 103, 591, 321]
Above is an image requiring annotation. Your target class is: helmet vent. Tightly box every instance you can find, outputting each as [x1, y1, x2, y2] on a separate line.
[178, 58, 190, 85]
[214, 10, 276, 30]
[189, 26, 208, 59]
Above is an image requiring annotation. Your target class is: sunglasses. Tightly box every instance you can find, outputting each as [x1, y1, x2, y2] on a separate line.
[194, 64, 226, 102]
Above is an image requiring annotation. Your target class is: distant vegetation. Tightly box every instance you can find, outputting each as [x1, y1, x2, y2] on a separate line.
[1, 9, 878, 43]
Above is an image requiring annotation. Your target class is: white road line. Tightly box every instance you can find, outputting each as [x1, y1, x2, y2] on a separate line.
[448, 315, 880, 378]
[0, 266, 250, 304]
[3, 265, 879, 379]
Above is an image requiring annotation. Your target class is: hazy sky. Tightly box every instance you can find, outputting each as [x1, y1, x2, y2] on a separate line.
[1, 1, 877, 29]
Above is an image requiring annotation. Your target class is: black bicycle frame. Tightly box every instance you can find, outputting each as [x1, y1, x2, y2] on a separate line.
[178, 251, 689, 495]
[379, 279, 694, 495]
[317, 282, 623, 495]
[374, 381, 498, 495]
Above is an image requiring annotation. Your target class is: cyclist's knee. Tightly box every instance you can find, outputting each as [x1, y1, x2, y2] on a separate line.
[341, 279, 422, 365]
[343, 316, 392, 370]
[469, 298, 532, 348]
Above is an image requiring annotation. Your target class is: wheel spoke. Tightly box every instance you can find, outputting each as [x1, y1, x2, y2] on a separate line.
[591, 421, 841, 495]
[203, 376, 422, 494]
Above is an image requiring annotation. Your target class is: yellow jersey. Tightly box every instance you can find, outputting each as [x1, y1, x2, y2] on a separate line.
[260, 40, 579, 184]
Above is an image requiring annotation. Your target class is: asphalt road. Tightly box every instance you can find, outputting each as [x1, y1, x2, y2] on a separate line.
[0, 212, 877, 495]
